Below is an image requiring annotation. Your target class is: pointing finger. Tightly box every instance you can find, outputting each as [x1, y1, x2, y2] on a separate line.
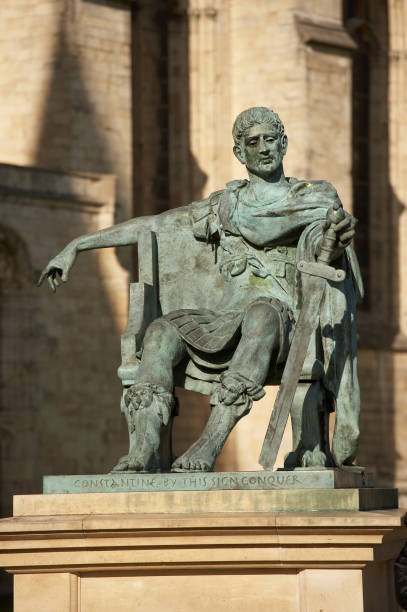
[47, 276, 56, 293]
[37, 268, 49, 287]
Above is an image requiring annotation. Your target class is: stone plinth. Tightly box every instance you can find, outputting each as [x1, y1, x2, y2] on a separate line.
[0, 493, 406, 611]
[40, 471, 398, 513]
[43, 469, 374, 493]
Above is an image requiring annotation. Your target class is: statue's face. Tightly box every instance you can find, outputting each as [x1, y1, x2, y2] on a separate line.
[234, 122, 287, 178]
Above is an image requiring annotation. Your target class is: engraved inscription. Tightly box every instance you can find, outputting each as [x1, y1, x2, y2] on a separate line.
[73, 477, 179, 490]
[68, 472, 303, 493]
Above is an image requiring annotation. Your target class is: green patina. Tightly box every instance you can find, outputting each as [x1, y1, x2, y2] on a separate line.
[39, 107, 363, 483]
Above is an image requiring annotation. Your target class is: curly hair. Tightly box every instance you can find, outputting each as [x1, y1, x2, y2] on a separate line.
[232, 107, 285, 146]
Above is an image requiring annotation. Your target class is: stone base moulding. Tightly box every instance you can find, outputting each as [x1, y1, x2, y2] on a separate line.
[0, 493, 405, 611]
[32, 486, 399, 514]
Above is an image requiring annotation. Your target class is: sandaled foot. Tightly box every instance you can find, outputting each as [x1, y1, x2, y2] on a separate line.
[111, 447, 159, 473]
[111, 437, 159, 472]
[172, 434, 219, 472]
[172, 372, 263, 473]
[301, 449, 327, 468]
[111, 454, 131, 472]
[172, 451, 215, 472]
[111, 383, 174, 473]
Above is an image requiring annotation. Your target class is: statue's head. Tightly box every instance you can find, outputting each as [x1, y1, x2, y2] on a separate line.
[232, 107, 287, 178]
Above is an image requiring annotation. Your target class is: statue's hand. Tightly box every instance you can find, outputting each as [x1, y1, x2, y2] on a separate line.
[319, 206, 357, 262]
[37, 243, 77, 292]
[328, 210, 357, 249]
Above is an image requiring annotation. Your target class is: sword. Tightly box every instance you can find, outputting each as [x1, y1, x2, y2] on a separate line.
[259, 202, 346, 470]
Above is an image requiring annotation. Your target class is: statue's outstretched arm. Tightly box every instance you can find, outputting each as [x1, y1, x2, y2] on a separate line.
[38, 205, 191, 292]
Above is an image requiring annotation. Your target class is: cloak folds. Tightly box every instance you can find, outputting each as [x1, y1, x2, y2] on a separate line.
[296, 222, 363, 467]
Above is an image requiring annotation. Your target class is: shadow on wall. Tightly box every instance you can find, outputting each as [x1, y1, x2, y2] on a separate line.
[347, 2, 403, 491]
[131, 0, 208, 214]
[0, 224, 42, 599]
[34, 5, 115, 198]
[0, 224, 38, 511]
[34, 0, 133, 269]
[0, 209, 129, 514]
[356, 185, 403, 491]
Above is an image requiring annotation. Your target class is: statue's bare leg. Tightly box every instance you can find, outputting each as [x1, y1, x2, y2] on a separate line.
[172, 302, 280, 472]
[136, 319, 187, 389]
[113, 319, 186, 472]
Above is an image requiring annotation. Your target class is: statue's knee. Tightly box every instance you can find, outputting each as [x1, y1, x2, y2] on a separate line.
[144, 318, 177, 346]
[242, 302, 279, 337]
[210, 371, 265, 418]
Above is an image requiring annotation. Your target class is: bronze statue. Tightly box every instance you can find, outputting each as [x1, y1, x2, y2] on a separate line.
[39, 107, 361, 474]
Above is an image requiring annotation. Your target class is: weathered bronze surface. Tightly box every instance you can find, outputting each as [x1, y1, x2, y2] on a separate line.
[43, 469, 373, 494]
[39, 107, 362, 476]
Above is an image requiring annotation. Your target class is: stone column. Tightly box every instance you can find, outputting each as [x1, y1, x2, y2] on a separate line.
[388, 0, 407, 504]
[189, 0, 232, 196]
[168, 0, 231, 205]
[388, 0, 407, 342]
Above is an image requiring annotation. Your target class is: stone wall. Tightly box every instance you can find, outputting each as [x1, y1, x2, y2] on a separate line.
[173, 0, 354, 208]
[382, 0, 407, 502]
[0, 164, 129, 519]
[0, 0, 132, 224]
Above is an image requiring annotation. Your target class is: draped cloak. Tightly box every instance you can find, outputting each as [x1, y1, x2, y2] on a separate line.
[163, 178, 364, 468]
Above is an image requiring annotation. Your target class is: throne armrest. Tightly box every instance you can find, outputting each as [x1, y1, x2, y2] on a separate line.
[117, 231, 159, 385]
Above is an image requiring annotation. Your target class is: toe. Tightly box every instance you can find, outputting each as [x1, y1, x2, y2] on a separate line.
[111, 455, 129, 472]
[171, 456, 191, 471]
[128, 457, 146, 471]
[128, 457, 137, 470]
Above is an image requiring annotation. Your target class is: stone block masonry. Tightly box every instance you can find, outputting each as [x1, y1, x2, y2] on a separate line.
[0, 163, 129, 519]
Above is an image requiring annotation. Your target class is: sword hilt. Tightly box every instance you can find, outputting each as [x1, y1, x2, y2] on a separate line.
[317, 202, 345, 265]
[297, 202, 346, 282]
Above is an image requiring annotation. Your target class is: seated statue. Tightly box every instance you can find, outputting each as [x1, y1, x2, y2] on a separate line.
[39, 107, 362, 474]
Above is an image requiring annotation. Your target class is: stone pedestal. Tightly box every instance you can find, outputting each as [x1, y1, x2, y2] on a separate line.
[0, 492, 405, 611]
[41, 470, 398, 512]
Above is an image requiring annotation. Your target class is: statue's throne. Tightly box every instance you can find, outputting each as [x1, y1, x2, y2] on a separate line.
[117, 230, 332, 471]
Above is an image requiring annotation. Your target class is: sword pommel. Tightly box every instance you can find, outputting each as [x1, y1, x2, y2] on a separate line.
[328, 201, 346, 225]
